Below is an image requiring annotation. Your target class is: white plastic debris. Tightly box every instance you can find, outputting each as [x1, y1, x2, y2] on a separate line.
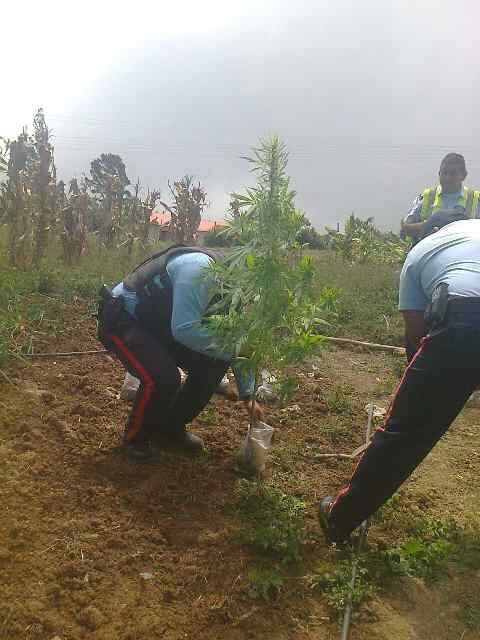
[261, 369, 277, 385]
[281, 404, 301, 413]
[215, 375, 232, 398]
[120, 371, 140, 401]
[256, 370, 279, 404]
[256, 385, 277, 403]
[120, 368, 188, 402]
[237, 422, 274, 476]
[364, 403, 386, 418]
[139, 572, 154, 580]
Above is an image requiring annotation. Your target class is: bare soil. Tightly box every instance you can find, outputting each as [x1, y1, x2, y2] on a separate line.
[1, 304, 479, 640]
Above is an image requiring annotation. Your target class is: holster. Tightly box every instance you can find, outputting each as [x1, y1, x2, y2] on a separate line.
[424, 282, 449, 332]
[96, 285, 129, 349]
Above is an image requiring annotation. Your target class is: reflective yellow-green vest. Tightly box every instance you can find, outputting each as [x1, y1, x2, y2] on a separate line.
[420, 186, 480, 221]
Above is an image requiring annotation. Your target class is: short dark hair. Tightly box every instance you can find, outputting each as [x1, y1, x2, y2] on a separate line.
[440, 153, 467, 173]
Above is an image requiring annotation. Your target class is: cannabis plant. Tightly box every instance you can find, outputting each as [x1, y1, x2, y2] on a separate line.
[207, 136, 326, 418]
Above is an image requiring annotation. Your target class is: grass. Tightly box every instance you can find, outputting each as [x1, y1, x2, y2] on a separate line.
[196, 406, 217, 426]
[230, 479, 307, 563]
[271, 443, 303, 472]
[305, 514, 480, 621]
[308, 559, 375, 617]
[370, 534, 454, 582]
[0, 230, 165, 363]
[246, 567, 284, 601]
[367, 515, 480, 583]
[458, 591, 480, 631]
[312, 251, 403, 345]
[315, 416, 353, 443]
[0, 238, 403, 367]
[324, 384, 358, 415]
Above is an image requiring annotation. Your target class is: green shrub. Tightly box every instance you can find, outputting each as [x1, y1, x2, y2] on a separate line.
[247, 568, 284, 601]
[232, 480, 306, 563]
[308, 560, 375, 616]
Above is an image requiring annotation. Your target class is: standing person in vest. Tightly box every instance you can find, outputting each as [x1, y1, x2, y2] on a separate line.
[97, 245, 264, 460]
[319, 219, 480, 543]
[401, 153, 480, 242]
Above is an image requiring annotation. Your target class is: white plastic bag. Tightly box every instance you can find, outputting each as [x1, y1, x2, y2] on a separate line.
[120, 368, 188, 402]
[120, 371, 140, 401]
[237, 422, 274, 476]
[215, 375, 232, 397]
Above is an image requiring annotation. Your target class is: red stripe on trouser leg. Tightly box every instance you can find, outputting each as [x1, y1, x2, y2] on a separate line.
[382, 336, 428, 425]
[329, 337, 428, 514]
[109, 335, 156, 443]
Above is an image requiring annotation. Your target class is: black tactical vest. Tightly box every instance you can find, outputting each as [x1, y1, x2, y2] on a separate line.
[123, 245, 219, 339]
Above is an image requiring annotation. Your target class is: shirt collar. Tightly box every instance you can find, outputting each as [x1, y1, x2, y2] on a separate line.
[437, 185, 464, 197]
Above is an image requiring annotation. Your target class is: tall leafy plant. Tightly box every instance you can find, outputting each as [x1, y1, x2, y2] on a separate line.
[31, 109, 56, 264]
[207, 136, 325, 419]
[332, 213, 408, 264]
[160, 175, 207, 244]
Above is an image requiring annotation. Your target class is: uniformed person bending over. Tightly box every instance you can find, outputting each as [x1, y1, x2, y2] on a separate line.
[98, 245, 264, 459]
[319, 219, 480, 542]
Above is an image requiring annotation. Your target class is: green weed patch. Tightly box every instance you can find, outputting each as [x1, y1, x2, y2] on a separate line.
[308, 560, 375, 616]
[247, 567, 284, 601]
[231, 480, 306, 563]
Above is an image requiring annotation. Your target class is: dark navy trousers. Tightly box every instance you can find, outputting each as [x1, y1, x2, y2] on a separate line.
[329, 313, 480, 537]
[106, 310, 228, 445]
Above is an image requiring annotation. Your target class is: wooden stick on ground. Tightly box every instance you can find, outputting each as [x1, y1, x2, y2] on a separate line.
[323, 336, 405, 355]
[18, 337, 405, 359]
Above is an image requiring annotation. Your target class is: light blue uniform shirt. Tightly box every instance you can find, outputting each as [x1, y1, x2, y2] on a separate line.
[399, 220, 480, 311]
[113, 252, 255, 399]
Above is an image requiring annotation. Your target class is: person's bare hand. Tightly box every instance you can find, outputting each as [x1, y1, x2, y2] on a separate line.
[244, 400, 265, 422]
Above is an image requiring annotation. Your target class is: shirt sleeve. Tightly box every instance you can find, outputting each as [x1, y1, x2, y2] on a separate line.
[398, 258, 428, 311]
[167, 254, 256, 398]
[167, 253, 227, 358]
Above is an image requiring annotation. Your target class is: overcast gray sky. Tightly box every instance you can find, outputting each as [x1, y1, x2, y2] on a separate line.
[3, 0, 480, 230]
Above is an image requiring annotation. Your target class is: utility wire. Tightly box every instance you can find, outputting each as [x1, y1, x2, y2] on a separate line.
[23, 349, 109, 358]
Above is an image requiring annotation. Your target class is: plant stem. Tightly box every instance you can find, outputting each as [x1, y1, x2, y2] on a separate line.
[249, 370, 259, 430]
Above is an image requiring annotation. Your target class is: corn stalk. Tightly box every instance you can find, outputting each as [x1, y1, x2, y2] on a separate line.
[160, 175, 207, 244]
[6, 133, 33, 266]
[117, 182, 161, 254]
[31, 109, 56, 264]
[60, 178, 88, 264]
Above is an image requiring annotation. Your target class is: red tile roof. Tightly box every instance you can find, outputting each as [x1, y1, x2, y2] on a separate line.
[150, 211, 226, 233]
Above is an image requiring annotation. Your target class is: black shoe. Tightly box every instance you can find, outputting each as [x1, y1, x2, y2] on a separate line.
[318, 496, 348, 545]
[153, 430, 205, 455]
[122, 441, 160, 463]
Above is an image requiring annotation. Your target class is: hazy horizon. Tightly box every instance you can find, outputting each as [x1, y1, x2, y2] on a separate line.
[3, 0, 480, 232]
